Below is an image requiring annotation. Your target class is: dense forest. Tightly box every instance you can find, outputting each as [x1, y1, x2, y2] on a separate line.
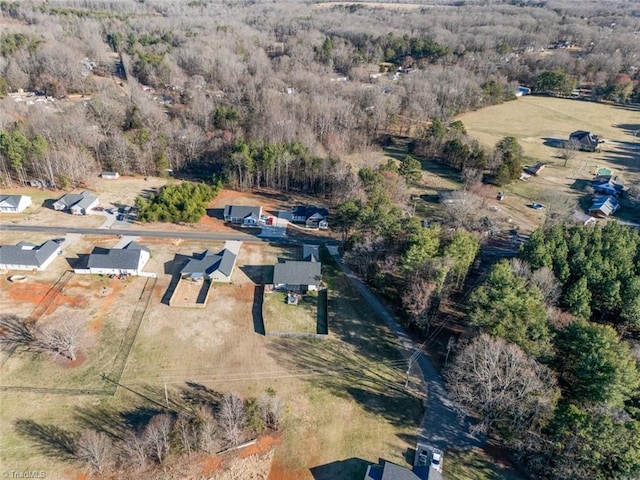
[0, 0, 639, 190]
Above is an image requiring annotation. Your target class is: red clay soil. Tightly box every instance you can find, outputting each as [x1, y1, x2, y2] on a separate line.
[268, 461, 310, 480]
[238, 433, 282, 459]
[6, 282, 51, 305]
[200, 454, 223, 476]
[57, 351, 88, 369]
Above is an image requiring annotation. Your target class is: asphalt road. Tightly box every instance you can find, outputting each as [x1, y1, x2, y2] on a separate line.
[0, 223, 329, 245]
[327, 246, 484, 453]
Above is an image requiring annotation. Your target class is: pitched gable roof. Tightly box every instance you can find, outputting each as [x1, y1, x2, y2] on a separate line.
[589, 196, 619, 216]
[0, 240, 60, 268]
[380, 462, 422, 480]
[55, 190, 98, 209]
[0, 195, 30, 209]
[180, 248, 237, 278]
[302, 244, 320, 262]
[87, 241, 148, 270]
[273, 261, 321, 286]
[224, 205, 262, 220]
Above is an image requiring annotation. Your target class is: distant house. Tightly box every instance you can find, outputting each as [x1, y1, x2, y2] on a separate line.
[223, 205, 262, 226]
[180, 248, 237, 283]
[273, 261, 322, 292]
[589, 196, 619, 218]
[0, 240, 61, 271]
[100, 172, 120, 180]
[291, 205, 329, 229]
[82, 241, 150, 275]
[569, 130, 600, 152]
[364, 461, 434, 480]
[0, 195, 32, 213]
[53, 191, 99, 215]
[524, 162, 546, 176]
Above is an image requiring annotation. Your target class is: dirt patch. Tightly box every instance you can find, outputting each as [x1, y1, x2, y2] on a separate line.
[5, 281, 51, 305]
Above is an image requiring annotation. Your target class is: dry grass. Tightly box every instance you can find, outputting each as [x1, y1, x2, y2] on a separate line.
[314, 2, 437, 10]
[263, 290, 318, 334]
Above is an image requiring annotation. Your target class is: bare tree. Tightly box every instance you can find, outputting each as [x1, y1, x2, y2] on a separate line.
[446, 334, 558, 437]
[76, 429, 113, 473]
[402, 278, 437, 330]
[560, 138, 581, 166]
[174, 413, 197, 456]
[258, 392, 285, 431]
[530, 267, 561, 306]
[196, 405, 220, 454]
[220, 393, 246, 447]
[144, 413, 173, 464]
[0, 315, 83, 362]
[37, 319, 83, 362]
[122, 431, 147, 469]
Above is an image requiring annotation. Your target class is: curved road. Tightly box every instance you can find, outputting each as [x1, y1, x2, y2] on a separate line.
[326, 246, 483, 453]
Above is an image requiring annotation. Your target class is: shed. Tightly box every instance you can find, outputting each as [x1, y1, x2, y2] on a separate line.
[101, 172, 120, 180]
[589, 196, 619, 218]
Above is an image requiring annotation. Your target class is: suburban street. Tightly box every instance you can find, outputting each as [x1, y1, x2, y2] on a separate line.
[327, 246, 484, 453]
[0, 223, 322, 244]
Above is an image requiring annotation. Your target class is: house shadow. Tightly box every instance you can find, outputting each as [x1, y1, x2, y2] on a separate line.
[310, 457, 370, 480]
[252, 285, 265, 335]
[66, 253, 89, 269]
[569, 178, 591, 191]
[240, 265, 273, 284]
[542, 137, 564, 148]
[161, 254, 191, 305]
[42, 198, 57, 210]
[206, 207, 225, 220]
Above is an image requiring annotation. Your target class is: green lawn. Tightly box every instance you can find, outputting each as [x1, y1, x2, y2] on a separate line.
[446, 448, 528, 480]
[263, 290, 319, 334]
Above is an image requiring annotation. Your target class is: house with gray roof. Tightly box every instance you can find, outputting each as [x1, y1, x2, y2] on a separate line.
[180, 248, 237, 283]
[364, 461, 431, 480]
[0, 240, 61, 271]
[81, 241, 150, 275]
[0, 195, 32, 213]
[273, 260, 322, 292]
[223, 205, 262, 226]
[569, 130, 600, 152]
[589, 196, 619, 218]
[292, 205, 329, 229]
[53, 191, 99, 215]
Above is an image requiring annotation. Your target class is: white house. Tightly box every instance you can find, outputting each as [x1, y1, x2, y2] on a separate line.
[223, 205, 262, 226]
[0, 240, 61, 271]
[0, 195, 32, 213]
[53, 191, 99, 215]
[81, 241, 150, 276]
[180, 248, 237, 283]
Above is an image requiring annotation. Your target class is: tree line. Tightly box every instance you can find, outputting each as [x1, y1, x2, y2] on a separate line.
[446, 222, 640, 480]
[0, 0, 638, 189]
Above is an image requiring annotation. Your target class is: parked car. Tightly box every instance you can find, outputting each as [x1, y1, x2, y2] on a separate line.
[529, 202, 545, 210]
[93, 206, 104, 211]
[430, 449, 443, 473]
[417, 451, 429, 466]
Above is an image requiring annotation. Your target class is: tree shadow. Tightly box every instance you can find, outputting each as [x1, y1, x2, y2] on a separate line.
[252, 285, 265, 335]
[14, 419, 77, 461]
[181, 382, 224, 414]
[310, 457, 370, 480]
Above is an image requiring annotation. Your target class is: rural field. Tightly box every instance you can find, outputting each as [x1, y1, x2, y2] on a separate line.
[457, 97, 640, 227]
[0, 229, 423, 479]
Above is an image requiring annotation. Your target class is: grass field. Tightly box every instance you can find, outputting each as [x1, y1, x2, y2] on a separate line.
[263, 290, 320, 335]
[0, 237, 423, 479]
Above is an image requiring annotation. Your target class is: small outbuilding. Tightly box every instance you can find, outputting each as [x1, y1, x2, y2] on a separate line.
[100, 172, 120, 180]
[0, 195, 32, 213]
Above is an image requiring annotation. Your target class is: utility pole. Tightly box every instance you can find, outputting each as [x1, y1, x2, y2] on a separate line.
[405, 358, 412, 389]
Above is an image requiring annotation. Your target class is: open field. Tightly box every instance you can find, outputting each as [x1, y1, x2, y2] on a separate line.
[1, 233, 422, 479]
